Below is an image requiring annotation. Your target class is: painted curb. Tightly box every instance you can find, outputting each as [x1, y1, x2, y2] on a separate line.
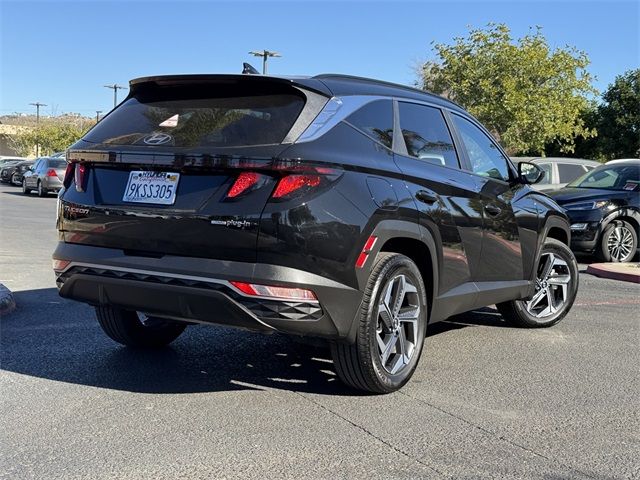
[0, 283, 16, 316]
[586, 264, 640, 284]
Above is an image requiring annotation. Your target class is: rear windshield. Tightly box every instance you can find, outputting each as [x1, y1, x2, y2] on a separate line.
[50, 159, 67, 168]
[83, 84, 306, 148]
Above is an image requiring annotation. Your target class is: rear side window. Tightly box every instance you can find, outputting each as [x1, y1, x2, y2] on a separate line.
[398, 102, 459, 168]
[345, 100, 393, 148]
[83, 84, 306, 148]
[558, 163, 587, 183]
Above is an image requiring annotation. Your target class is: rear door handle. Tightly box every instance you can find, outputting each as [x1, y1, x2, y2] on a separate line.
[416, 190, 437, 204]
[484, 204, 502, 216]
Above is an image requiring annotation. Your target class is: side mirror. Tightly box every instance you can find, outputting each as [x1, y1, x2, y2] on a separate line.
[518, 161, 545, 184]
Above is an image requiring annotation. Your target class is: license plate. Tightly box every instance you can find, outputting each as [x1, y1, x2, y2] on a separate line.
[123, 171, 180, 205]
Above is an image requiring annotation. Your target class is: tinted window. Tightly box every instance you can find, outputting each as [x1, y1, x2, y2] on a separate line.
[538, 163, 552, 184]
[346, 100, 393, 148]
[568, 164, 640, 191]
[49, 159, 67, 168]
[452, 115, 510, 181]
[557, 163, 587, 183]
[398, 103, 459, 168]
[84, 85, 305, 148]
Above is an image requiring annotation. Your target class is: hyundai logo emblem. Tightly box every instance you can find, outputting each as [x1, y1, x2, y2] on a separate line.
[143, 132, 173, 145]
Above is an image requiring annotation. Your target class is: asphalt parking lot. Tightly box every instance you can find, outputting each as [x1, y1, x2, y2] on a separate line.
[0, 182, 638, 480]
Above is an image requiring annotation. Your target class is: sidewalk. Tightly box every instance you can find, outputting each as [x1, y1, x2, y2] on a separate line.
[586, 263, 640, 284]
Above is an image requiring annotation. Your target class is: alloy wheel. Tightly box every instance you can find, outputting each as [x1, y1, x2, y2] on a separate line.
[376, 274, 420, 374]
[525, 252, 571, 318]
[607, 225, 634, 261]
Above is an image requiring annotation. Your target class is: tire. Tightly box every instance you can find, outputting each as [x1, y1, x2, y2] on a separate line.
[37, 181, 47, 197]
[95, 306, 187, 348]
[497, 238, 578, 328]
[331, 253, 428, 393]
[596, 220, 637, 263]
[11, 173, 21, 186]
[22, 178, 31, 194]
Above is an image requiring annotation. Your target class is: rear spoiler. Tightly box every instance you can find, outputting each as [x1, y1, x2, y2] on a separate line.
[129, 74, 333, 98]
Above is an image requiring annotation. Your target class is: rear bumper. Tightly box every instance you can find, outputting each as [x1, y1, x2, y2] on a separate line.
[53, 242, 363, 342]
[43, 176, 63, 190]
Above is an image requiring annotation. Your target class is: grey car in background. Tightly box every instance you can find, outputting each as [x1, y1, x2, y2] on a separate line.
[511, 157, 601, 191]
[22, 157, 67, 196]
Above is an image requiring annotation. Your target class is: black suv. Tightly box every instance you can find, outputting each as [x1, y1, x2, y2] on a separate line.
[53, 74, 578, 393]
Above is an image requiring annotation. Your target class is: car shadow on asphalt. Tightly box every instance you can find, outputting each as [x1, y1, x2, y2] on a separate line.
[2, 190, 57, 198]
[1, 288, 504, 396]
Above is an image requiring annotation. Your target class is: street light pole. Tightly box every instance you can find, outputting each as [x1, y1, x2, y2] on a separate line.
[103, 84, 125, 108]
[249, 50, 282, 74]
[29, 102, 47, 157]
[96, 111, 102, 123]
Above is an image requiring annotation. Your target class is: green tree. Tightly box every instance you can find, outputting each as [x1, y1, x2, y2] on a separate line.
[9, 120, 93, 157]
[419, 23, 597, 155]
[593, 69, 640, 159]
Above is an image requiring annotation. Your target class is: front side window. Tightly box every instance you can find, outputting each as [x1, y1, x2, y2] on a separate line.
[345, 100, 393, 148]
[452, 115, 510, 181]
[398, 102, 459, 168]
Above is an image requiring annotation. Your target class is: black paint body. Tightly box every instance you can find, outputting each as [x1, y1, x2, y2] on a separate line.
[54, 74, 570, 342]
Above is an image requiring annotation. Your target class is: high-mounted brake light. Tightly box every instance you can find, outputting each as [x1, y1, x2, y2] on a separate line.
[227, 172, 264, 198]
[74, 163, 88, 192]
[63, 162, 75, 188]
[46, 168, 58, 177]
[230, 281, 317, 301]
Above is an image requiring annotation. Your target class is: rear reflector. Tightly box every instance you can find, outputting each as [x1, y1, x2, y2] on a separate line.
[46, 169, 58, 177]
[230, 281, 317, 301]
[355, 235, 378, 268]
[272, 174, 321, 198]
[52, 259, 71, 272]
[227, 172, 264, 198]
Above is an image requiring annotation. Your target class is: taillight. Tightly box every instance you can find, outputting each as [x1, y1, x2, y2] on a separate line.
[272, 174, 321, 198]
[230, 281, 317, 301]
[227, 172, 265, 198]
[63, 162, 75, 188]
[46, 168, 58, 177]
[74, 163, 88, 192]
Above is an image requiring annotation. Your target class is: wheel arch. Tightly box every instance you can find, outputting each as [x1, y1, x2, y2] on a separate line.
[356, 220, 439, 325]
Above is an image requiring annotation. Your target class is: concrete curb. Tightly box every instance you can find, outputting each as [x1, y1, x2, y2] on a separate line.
[0, 283, 16, 316]
[586, 263, 640, 284]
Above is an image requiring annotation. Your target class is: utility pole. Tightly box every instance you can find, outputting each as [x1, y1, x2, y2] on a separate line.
[96, 111, 102, 123]
[249, 50, 281, 74]
[29, 102, 47, 157]
[103, 84, 125, 108]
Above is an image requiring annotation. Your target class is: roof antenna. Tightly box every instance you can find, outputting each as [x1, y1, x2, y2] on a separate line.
[242, 62, 259, 75]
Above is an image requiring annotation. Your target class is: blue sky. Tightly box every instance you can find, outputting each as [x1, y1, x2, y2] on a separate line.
[1, 0, 638, 116]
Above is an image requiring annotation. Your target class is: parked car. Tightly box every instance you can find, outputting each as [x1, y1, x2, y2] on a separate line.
[510, 157, 600, 191]
[22, 156, 68, 196]
[53, 73, 578, 393]
[547, 159, 640, 262]
[0, 156, 28, 166]
[0, 160, 34, 185]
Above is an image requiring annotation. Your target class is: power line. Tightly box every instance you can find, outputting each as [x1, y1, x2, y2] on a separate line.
[103, 84, 126, 108]
[249, 50, 281, 74]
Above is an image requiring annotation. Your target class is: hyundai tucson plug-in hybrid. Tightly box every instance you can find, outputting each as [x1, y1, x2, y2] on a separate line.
[53, 74, 578, 393]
